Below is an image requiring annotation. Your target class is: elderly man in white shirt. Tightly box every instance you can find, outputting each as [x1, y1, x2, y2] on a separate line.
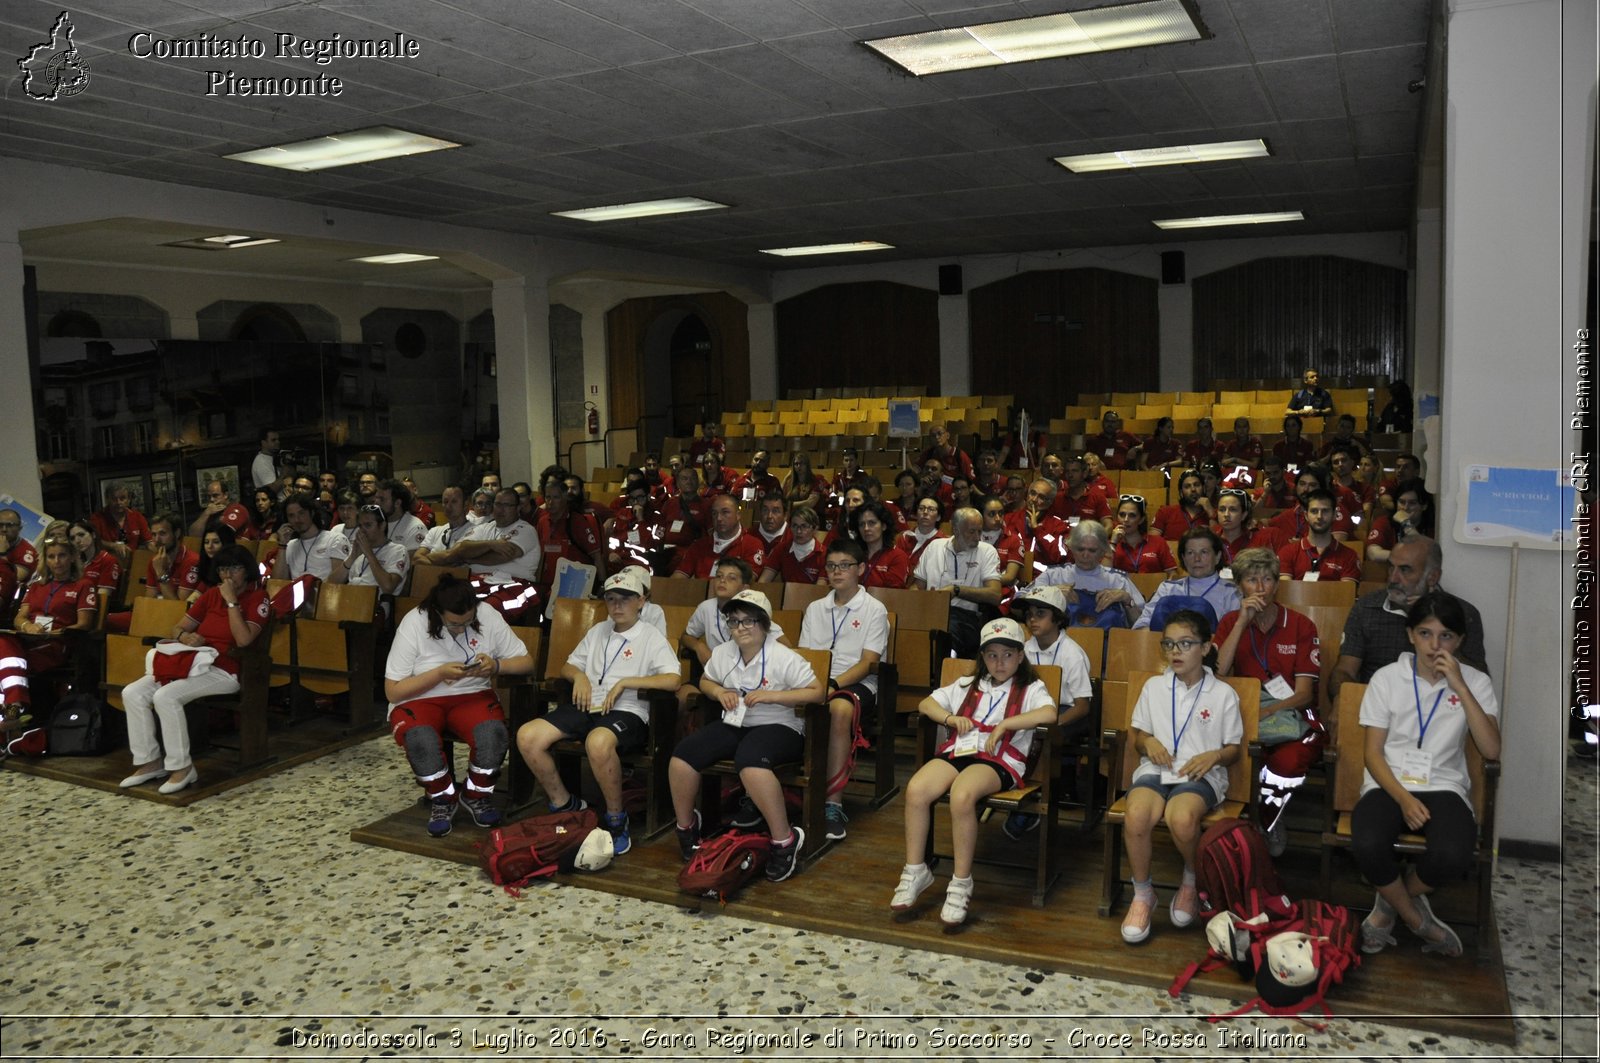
[912, 506, 1002, 658]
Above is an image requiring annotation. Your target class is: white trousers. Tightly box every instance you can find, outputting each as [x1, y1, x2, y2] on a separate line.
[123, 669, 241, 771]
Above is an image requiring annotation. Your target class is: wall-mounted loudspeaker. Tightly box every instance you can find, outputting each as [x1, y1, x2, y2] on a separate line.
[938, 264, 963, 295]
[1160, 250, 1186, 286]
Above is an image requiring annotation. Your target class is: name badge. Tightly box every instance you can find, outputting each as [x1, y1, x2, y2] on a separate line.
[670, 520, 684, 533]
[1160, 769, 1189, 785]
[741, 488, 755, 501]
[1264, 675, 1295, 701]
[1219, 567, 1234, 581]
[626, 530, 641, 545]
[1104, 448, 1115, 457]
[1303, 571, 1320, 582]
[950, 726, 986, 757]
[722, 702, 747, 728]
[1398, 747, 1433, 787]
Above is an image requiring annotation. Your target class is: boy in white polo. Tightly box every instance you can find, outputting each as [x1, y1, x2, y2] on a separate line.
[798, 538, 890, 842]
[682, 557, 787, 664]
[514, 568, 681, 855]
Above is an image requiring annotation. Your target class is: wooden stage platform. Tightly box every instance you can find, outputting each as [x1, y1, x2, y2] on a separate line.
[353, 789, 1514, 1045]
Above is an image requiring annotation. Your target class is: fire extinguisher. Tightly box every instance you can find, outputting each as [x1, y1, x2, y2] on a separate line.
[585, 402, 600, 437]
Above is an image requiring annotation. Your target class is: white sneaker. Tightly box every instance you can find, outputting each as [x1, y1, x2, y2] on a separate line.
[890, 864, 935, 911]
[941, 876, 975, 926]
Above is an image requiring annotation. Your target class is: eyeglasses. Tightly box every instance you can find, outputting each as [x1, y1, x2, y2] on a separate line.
[1159, 639, 1204, 652]
[824, 561, 861, 572]
[724, 616, 762, 629]
[1118, 494, 1145, 504]
[1219, 488, 1250, 498]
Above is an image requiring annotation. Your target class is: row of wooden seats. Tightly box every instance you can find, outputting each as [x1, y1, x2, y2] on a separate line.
[1076, 387, 1378, 409]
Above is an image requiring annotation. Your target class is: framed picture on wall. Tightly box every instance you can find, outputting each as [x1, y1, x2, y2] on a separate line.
[148, 471, 178, 514]
[196, 465, 241, 506]
[98, 474, 147, 511]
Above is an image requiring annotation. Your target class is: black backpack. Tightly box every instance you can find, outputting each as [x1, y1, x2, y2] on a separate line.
[48, 693, 108, 755]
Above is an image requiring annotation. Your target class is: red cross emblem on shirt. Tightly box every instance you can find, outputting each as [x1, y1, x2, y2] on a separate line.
[851, 619, 861, 629]
[622, 648, 633, 659]
[1199, 708, 1211, 721]
[1447, 695, 1459, 706]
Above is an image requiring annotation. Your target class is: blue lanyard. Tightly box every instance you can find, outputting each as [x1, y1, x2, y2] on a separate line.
[828, 602, 852, 648]
[1411, 661, 1447, 748]
[738, 645, 767, 698]
[41, 580, 66, 615]
[714, 608, 727, 642]
[1170, 674, 1206, 752]
[597, 636, 629, 689]
[450, 630, 476, 664]
[1185, 574, 1220, 599]
[1031, 635, 1063, 668]
[1246, 619, 1278, 678]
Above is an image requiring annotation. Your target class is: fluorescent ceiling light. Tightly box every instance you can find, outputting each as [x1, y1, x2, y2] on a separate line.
[165, 234, 280, 251]
[1055, 138, 1269, 173]
[349, 253, 439, 264]
[551, 197, 729, 222]
[1153, 211, 1305, 230]
[224, 126, 461, 172]
[759, 241, 895, 257]
[863, 0, 1202, 76]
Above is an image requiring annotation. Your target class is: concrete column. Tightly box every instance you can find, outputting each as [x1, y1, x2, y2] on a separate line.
[1436, 0, 1589, 852]
[747, 302, 777, 401]
[491, 275, 556, 485]
[1156, 282, 1193, 392]
[938, 294, 970, 396]
[0, 231, 44, 511]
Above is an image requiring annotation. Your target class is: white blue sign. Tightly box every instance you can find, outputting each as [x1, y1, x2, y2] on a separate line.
[887, 400, 921, 439]
[1456, 466, 1576, 549]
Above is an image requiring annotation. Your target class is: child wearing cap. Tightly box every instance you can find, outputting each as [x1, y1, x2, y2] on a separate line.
[668, 589, 824, 882]
[1000, 584, 1096, 839]
[1119, 609, 1244, 945]
[891, 617, 1058, 926]
[515, 568, 682, 855]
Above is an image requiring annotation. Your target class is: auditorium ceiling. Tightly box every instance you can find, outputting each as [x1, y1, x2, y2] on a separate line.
[1, 0, 1435, 270]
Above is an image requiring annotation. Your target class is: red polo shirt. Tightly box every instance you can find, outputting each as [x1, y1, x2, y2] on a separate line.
[1215, 606, 1321, 691]
[1276, 537, 1361, 582]
[673, 529, 766, 578]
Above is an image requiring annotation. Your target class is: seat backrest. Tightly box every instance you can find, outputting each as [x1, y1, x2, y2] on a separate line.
[1332, 682, 1368, 814]
[546, 598, 608, 680]
[315, 583, 378, 623]
[792, 647, 832, 704]
[104, 634, 149, 709]
[1128, 571, 1170, 601]
[129, 596, 190, 638]
[937, 657, 1062, 706]
[1066, 627, 1107, 681]
[867, 587, 951, 689]
[782, 581, 830, 611]
[1106, 627, 1166, 683]
[660, 604, 695, 646]
[650, 578, 710, 608]
[409, 564, 469, 602]
[504, 625, 546, 679]
[771, 608, 804, 642]
[1276, 579, 1357, 610]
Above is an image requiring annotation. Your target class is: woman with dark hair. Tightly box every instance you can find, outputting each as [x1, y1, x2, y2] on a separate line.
[329, 503, 409, 596]
[890, 470, 919, 532]
[1214, 488, 1276, 564]
[1391, 478, 1436, 538]
[1137, 416, 1185, 472]
[1133, 526, 1241, 631]
[1108, 494, 1177, 575]
[192, 522, 238, 599]
[1375, 380, 1414, 434]
[897, 496, 947, 567]
[852, 500, 912, 589]
[783, 454, 826, 513]
[250, 487, 278, 538]
[1353, 592, 1499, 958]
[68, 518, 122, 598]
[118, 544, 269, 794]
[0, 538, 99, 720]
[384, 575, 533, 836]
[668, 588, 822, 879]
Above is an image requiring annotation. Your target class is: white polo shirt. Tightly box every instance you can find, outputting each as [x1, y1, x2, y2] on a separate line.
[345, 540, 410, 589]
[914, 538, 1001, 612]
[387, 511, 429, 553]
[685, 596, 787, 653]
[798, 586, 889, 695]
[385, 604, 528, 707]
[1130, 668, 1243, 804]
[280, 529, 349, 581]
[703, 637, 818, 734]
[1022, 633, 1094, 706]
[464, 518, 541, 583]
[566, 619, 681, 723]
[421, 520, 473, 554]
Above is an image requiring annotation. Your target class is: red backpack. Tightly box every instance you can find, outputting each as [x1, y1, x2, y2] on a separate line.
[1193, 817, 1282, 916]
[1171, 898, 1361, 1030]
[678, 830, 769, 903]
[479, 809, 598, 896]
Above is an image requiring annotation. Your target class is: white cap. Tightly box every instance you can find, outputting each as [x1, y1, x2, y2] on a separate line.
[1012, 584, 1067, 617]
[979, 617, 1027, 649]
[602, 569, 648, 597]
[574, 829, 614, 871]
[720, 588, 771, 619]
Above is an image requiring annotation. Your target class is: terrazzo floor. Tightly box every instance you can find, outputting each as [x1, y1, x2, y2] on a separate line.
[1, 738, 1594, 1062]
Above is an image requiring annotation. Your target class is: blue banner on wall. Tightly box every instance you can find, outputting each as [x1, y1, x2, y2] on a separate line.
[1455, 466, 1576, 549]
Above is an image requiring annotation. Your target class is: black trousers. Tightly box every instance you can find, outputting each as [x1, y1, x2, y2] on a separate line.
[1350, 787, 1477, 888]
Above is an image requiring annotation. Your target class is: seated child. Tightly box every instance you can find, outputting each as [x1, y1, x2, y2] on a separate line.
[890, 618, 1058, 926]
[668, 589, 823, 882]
[515, 569, 681, 855]
[999, 584, 1095, 838]
[1119, 609, 1243, 944]
[796, 538, 890, 842]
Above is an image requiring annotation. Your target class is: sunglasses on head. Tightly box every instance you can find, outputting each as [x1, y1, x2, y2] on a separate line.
[1118, 494, 1145, 504]
[1219, 488, 1250, 498]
